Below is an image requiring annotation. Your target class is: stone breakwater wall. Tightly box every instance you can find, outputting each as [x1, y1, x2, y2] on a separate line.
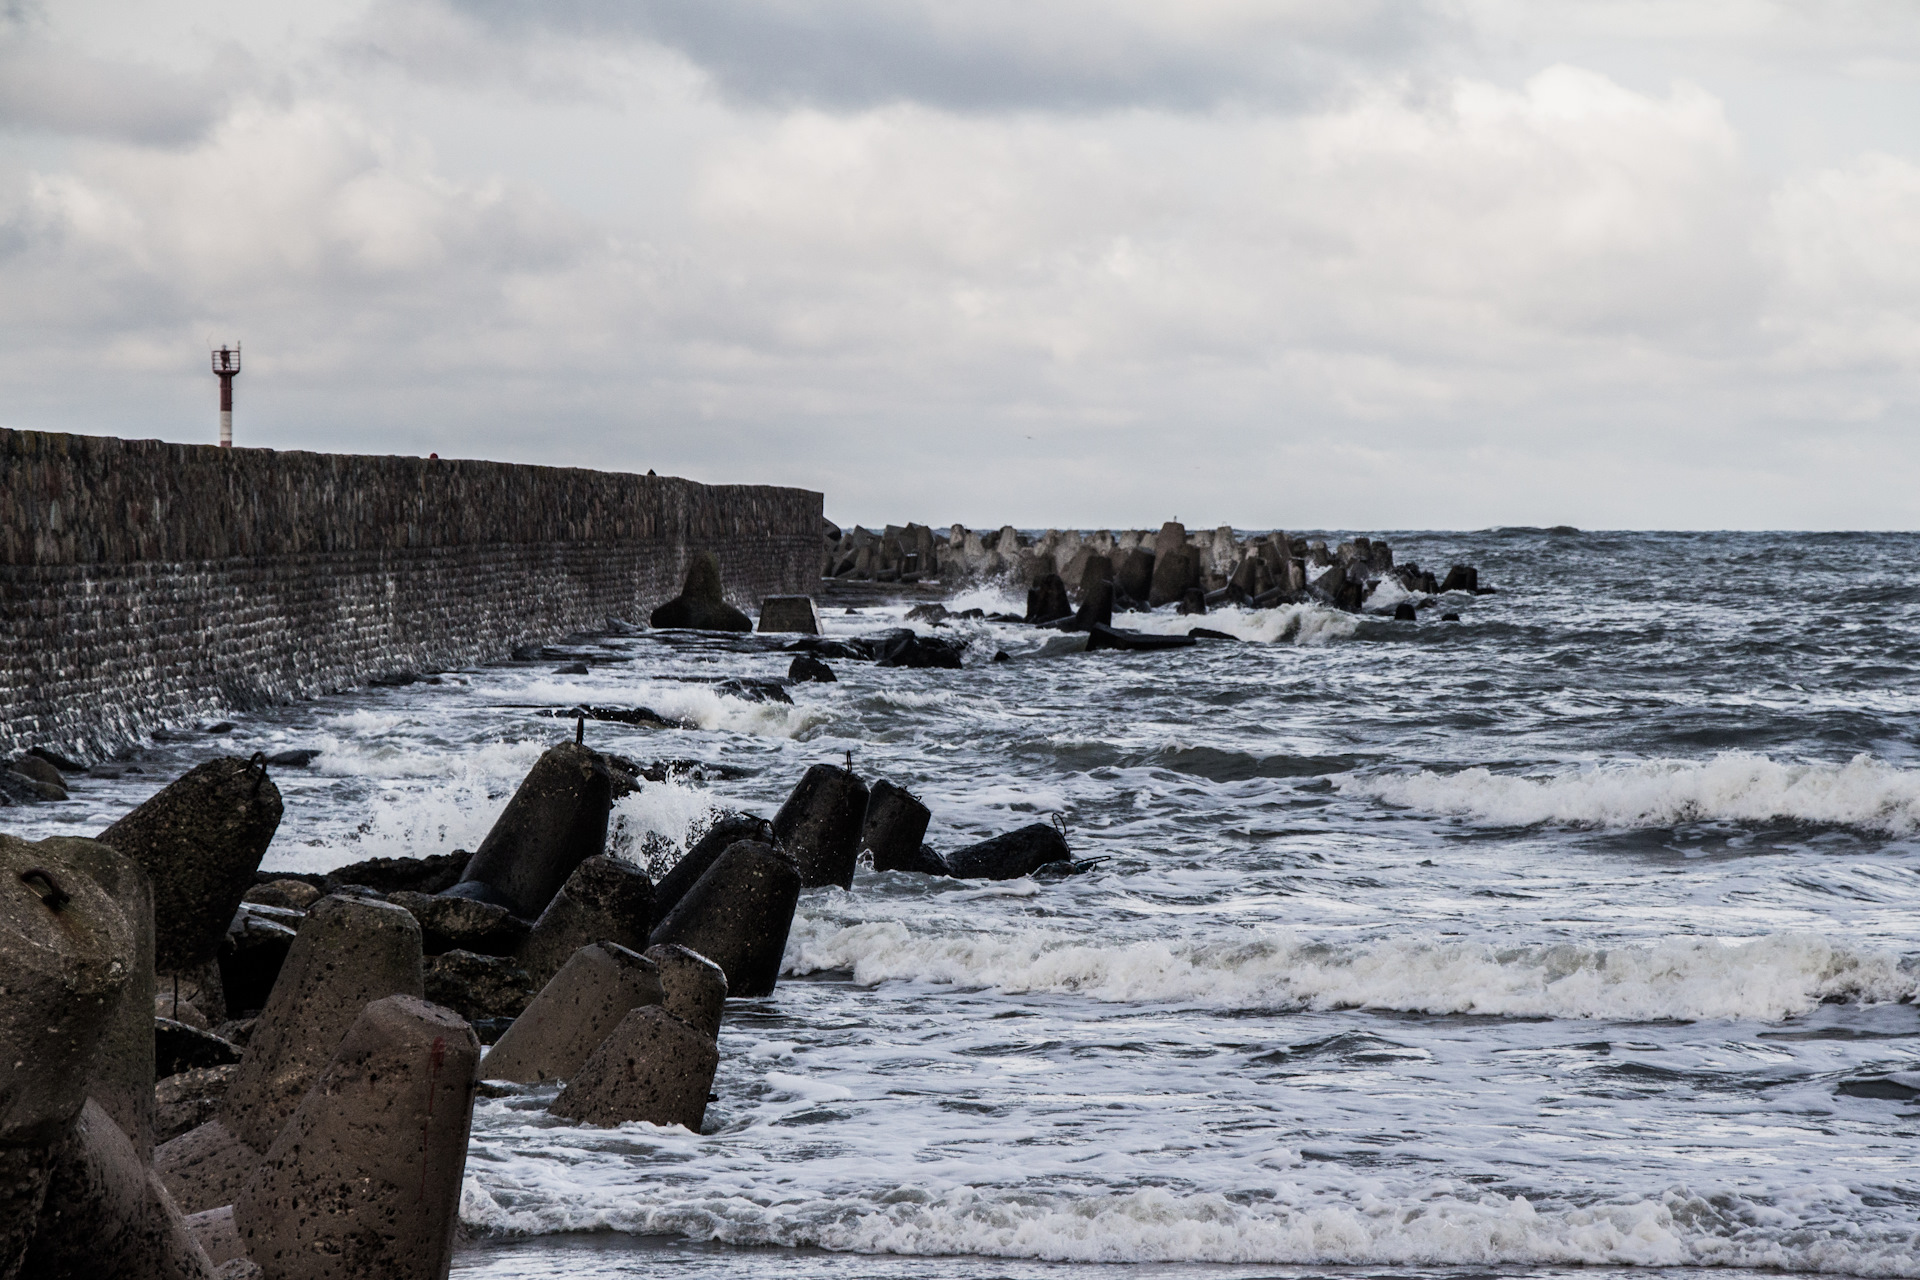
[0, 428, 822, 759]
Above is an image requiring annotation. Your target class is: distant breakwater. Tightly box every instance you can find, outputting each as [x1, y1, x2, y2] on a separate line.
[822, 521, 1484, 612]
[0, 429, 821, 760]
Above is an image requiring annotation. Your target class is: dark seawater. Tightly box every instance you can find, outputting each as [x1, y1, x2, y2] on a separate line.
[13, 530, 1920, 1277]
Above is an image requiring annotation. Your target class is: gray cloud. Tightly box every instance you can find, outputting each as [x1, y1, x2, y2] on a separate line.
[0, 24, 229, 146]
[444, 0, 1453, 111]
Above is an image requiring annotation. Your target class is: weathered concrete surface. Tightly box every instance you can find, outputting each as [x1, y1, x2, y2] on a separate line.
[0, 428, 822, 759]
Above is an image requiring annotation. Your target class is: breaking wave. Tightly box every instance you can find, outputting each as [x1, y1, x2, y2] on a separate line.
[461, 1178, 1920, 1274]
[784, 916, 1914, 1022]
[1344, 752, 1920, 834]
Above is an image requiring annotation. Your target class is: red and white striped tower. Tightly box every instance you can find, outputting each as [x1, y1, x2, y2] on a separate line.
[211, 343, 241, 447]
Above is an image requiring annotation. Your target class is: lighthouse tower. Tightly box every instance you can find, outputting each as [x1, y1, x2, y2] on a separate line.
[211, 343, 241, 447]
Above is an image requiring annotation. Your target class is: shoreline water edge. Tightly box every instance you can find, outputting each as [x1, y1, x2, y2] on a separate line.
[4, 527, 1918, 1280]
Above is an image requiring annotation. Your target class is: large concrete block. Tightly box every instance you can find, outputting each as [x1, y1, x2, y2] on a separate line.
[1, 835, 136, 1276]
[771, 764, 868, 890]
[234, 996, 479, 1280]
[652, 814, 773, 922]
[514, 856, 653, 991]
[218, 895, 423, 1153]
[441, 743, 614, 920]
[859, 780, 932, 874]
[647, 841, 800, 999]
[99, 757, 283, 973]
[548, 1006, 719, 1131]
[18, 1098, 216, 1280]
[756, 596, 820, 634]
[152, 1118, 260, 1218]
[644, 944, 726, 1041]
[46, 837, 158, 1161]
[481, 942, 663, 1084]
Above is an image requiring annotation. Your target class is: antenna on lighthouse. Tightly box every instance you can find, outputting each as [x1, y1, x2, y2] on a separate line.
[211, 342, 241, 448]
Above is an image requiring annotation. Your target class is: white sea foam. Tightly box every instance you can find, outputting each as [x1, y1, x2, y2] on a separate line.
[1345, 752, 1920, 834]
[459, 1178, 1920, 1275]
[784, 916, 1914, 1021]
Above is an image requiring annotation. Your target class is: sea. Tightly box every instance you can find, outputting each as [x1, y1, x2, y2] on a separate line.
[11, 528, 1920, 1280]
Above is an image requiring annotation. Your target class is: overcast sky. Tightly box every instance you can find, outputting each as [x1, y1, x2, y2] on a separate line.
[2, 1, 1917, 529]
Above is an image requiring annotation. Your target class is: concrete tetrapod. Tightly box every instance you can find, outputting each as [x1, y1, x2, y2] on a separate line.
[0, 835, 137, 1278]
[44, 837, 158, 1161]
[514, 856, 654, 992]
[652, 814, 774, 921]
[156, 896, 424, 1214]
[647, 841, 800, 999]
[859, 781, 932, 874]
[643, 944, 727, 1041]
[99, 757, 283, 977]
[481, 942, 664, 1084]
[548, 1006, 718, 1131]
[771, 765, 868, 889]
[234, 995, 479, 1280]
[18, 1098, 215, 1280]
[441, 743, 615, 919]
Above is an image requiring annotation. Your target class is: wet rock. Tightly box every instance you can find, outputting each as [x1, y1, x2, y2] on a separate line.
[387, 890, 530, 957]
[19, 1098, 217, 1280]
[10, 755, 67, 789]
[654, 813, 777, 921]
[1394, 601, 1417, 621]
[1837, 1074, 1920, 1101]
[785, 637, 864, 661]
[320, 851, 470, 897]
[874, 630, 965, 670]
[944, 823, 1072, 880]
[155, 1019, 242, 1079]
[1439, 564, 1479, 593]
[441, 743, 615, 920]
[1085, 624, 1197, 653]
[215, 907, 298, 1018]
[99, 756, 283, 973]
[260, 749, 319, 768]
[27, 747, 86, 774]
[860, 780, 932, 873]
[904, 603, 950, 625]
[234, 995, 479, 1280]
[649, 552, 753, 632]
[772, 764, 869, 889]
[1025, 573, 1073, 625]
[1442, 612, 1460, 622]
[758, 596, 821, 634]
[552, 661, 590, 675]
[423, 950, 536, 1022]
[241, 879, 320, 911]
[549, 1006, 719, 1131]
[154, 1066, 237, 1146]
[515, 855, 654, 991]
[1176, 587, 1207, 615]
[1115, 548, 1156, 605]
[482, 942, 664, 1084]
[1188, 627, 1237, 641]
[0, 834, 138, 1273]
[644, 944, 727, 1041]
[788, 654, 837, 683]
[215, 894, 424, 1155]
[648, 841, 801, 999]
[714, 677, 793, 705]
